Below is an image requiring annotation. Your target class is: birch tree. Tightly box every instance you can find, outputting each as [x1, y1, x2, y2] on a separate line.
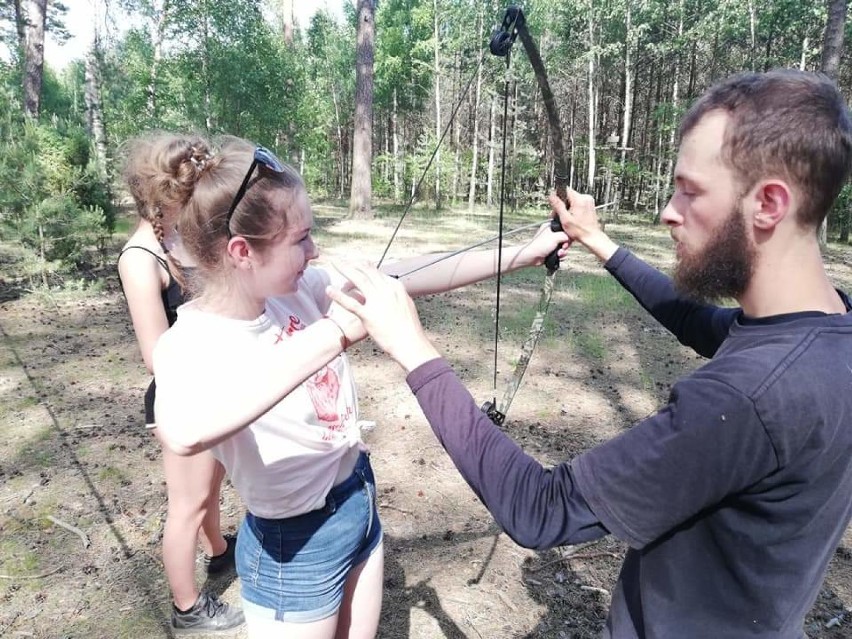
[432, 0, 442, 209]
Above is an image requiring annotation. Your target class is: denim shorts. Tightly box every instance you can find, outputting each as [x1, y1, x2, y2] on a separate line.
[236, 452, 383, 623]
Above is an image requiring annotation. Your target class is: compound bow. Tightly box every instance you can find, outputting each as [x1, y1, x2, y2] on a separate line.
[480, 4, 570, 426]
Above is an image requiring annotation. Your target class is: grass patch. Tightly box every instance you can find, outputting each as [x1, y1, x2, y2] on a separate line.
[571, 272, 634, 313]
[0, 538, 40, 576]
[572, 329, 607, 361]
[111, 215, 135, 236]
[97, 466, 129, 484]
[16, 426, 56, 468]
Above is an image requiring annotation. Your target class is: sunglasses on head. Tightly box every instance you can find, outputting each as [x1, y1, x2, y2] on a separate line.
[225, 146, 286, 238]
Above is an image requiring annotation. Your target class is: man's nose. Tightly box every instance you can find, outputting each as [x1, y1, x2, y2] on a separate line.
[661, 198, 683, 227]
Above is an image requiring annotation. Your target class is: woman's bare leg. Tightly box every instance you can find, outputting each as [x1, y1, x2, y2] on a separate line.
[156, 431, 227, 609]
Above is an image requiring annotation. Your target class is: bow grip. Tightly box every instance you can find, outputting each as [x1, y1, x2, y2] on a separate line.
[544, 217, 565, 274]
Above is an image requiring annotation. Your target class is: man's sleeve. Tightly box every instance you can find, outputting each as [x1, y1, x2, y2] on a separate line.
[407, 358, 609, 550]
[605, 247, 739, 358]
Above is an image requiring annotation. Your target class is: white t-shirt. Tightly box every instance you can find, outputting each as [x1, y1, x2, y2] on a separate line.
[154, 267, 362, 518]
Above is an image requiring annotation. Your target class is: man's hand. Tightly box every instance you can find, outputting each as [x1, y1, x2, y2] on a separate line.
[549, 188, 619, 263]
[327, 261, 441, 373]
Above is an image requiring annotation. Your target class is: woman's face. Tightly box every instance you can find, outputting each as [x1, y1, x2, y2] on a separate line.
[250, 189, 318, 298]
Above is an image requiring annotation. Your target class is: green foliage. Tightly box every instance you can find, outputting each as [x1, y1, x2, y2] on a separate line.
[0, 73, 114, 278]
[40, 64, 84, 120]
[375, 0, 432, 112]
[828, 182, 852, 241]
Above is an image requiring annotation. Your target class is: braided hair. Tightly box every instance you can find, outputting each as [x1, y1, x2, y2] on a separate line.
[122, 133, 218, 292]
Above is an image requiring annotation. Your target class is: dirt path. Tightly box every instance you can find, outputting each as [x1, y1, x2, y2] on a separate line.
[1, 215, 850, 638]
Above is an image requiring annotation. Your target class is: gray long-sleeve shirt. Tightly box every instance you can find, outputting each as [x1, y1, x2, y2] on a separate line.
[406, 247, 852, 638]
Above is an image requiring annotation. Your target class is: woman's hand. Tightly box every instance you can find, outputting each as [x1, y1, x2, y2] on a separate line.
[516, 219, 572, 268]
[326, 262, 441, 373]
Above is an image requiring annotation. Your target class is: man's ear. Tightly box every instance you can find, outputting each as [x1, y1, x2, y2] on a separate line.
[750, 180, 792, 231]
[226, 237, 254, 270]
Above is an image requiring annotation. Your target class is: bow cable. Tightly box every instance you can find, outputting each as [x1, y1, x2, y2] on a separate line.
[481, 4, 569, 426]
[487, 40, 514, 416]
[377, 49, 486, 269]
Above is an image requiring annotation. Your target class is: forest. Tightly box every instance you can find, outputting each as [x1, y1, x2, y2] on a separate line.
[2, 0, 852, 285]
[1, 3, 852, 638]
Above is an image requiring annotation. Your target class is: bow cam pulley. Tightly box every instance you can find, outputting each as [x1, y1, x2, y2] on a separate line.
[489, 6, 525, 57]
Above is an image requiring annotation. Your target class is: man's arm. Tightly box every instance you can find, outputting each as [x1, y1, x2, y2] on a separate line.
[605, 248, 738, 358]
[550, 192, 737, 358]
[407, 359, 609, 550]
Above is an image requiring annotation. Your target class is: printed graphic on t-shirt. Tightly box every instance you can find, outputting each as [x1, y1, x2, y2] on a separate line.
[306, 367, 348, 442]
[275, 314, 304, 343]
[274, 312, 353, 442]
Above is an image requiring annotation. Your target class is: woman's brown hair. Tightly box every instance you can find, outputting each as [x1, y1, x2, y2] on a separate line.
[121, 132, 215, 291]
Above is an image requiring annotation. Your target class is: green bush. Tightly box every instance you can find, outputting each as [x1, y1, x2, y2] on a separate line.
[0, 109, 115, 278]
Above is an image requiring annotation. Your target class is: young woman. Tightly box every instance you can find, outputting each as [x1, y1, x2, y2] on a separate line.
[150, 134, 569, 638]
[117, 134, 244, 634]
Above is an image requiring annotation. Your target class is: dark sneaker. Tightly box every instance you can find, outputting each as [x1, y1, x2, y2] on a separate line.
[171, 591, 244, 635]
[203, 534, 237, 575]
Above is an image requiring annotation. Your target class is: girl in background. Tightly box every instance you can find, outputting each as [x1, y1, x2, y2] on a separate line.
[118, 134, 244, 634]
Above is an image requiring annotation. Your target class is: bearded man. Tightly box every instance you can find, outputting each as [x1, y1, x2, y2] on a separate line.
[327, 69, 852, 638]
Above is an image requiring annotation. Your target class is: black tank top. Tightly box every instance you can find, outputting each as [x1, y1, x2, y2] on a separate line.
[117, 246, 188, 327]
[118, 246, 192, 424]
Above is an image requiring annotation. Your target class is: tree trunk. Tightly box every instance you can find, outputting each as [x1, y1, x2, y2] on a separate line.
[467, 10, 483, 211]
[329, 74, 345, 197]
[486, 95, 496, 206]
[653, 122, 665, 222]
[821, 0, 847, 78]
[383, 117, 390, 184]
[392, 88, 401, 201]
[85, 44, 108, 178]
[820, 0, 848, 243]
[350, 0, 375, 218]
[748, 0, 757, 71]
[147, 0, 169, 120]
[764, 18, 775, 71]
[617, 0, 634, 214]
[432, 0, 442, 209]
[569, 91, 576, 188]
[586, 10, 596, 192]
[23, 0, 47, 118]
[659, 0, 684, 220]
[14, 0, 26, 51]
[451, 52, 460, 206]
[510, 81, 518, 210]
[282, 0, 294, 45]
[202, 9, 212, 132]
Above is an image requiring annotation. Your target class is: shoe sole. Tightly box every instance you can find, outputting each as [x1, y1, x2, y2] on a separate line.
[171, 624, 244, 636]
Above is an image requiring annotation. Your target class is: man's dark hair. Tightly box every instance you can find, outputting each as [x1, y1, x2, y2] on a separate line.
[680, 69, 852, 228]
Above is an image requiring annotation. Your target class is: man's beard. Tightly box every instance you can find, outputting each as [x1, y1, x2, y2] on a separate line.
[673, 204, 756, 303]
